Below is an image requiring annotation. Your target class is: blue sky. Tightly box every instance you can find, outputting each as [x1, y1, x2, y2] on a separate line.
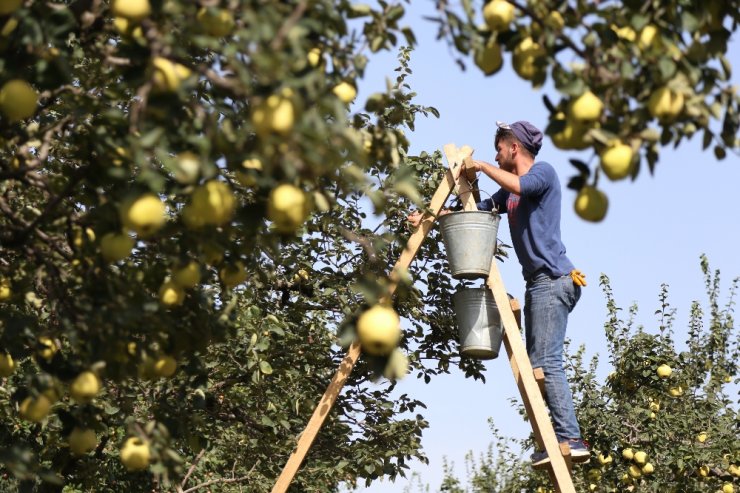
[346, 3, 739, 491]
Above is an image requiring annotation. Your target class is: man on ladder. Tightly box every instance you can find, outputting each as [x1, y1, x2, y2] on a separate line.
[409, 120, 590, 467]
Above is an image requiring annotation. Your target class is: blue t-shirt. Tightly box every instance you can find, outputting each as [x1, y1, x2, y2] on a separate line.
[477, 161, 574, 280]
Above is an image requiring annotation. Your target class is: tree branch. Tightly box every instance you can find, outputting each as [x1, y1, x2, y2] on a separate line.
[270, 0, 308, 52]
[180, 460, 259, 493]
[177, 449, 206, 493]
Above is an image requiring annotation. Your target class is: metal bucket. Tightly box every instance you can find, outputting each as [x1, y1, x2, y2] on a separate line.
[439, 210, 500, 279]
[452, 287, 503, 360]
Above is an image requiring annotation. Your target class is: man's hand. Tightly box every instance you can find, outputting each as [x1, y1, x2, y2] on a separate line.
[407, 210, 423, 228]
[407, 209, 452, 228]
[464, 158, 480, 174]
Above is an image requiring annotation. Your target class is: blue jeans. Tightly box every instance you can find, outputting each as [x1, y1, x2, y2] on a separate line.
[524, 273, 582, 442]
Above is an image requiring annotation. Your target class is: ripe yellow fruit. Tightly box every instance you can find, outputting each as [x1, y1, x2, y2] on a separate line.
[0, 79, 39, 122]
[173, 152, 201, 184]
[100, 232, 134, 262]
[252, 94, 295, 135]
[236, 158, 263, 187]
[698, 465, 710, 477]
[600, 140, 634, 180]
[293, 269, 310, 283]
[172, 261, 201, 288]
[570, 91, 603, 122]
[151, 57, 192, 93]
[120, 193, 166, 236]
[648, 86, 684, 122]
[649, 400, 660, 412]
[120, 437, 151, 471]
[638, 24, 661, 51]
[357, 305, 402, 356]
[111, 146, 129, 166]
[383, 348, 409, 380]
[37, 336, 57, 361]
[196, 7, 234, 37]
[0, 16, 19, 38]
[611, 24, 636, 42]
[113, 17, 146, 45]
[545, 11, 565, 31]
[333, 81, 357, 104]
[72, 227, 96, 248]
[0, 278, 11, 301]
[113, 16, 132, 34]
[186, 180, 236, 227]
[68, 427, 97, 456]
[512, 37, 545, 81]
[112, 16, 146, 44]
[0, 0, 22, 15]
[633, 450, 647, 465]
[159, 280, 185, 306]
[697, 432, 708, 443]
[153, 355, 177, 378]
[551, 113, 589, 150]
[219, 262, 247, 288]
[70, 371, 101, 403]
[628, 464, 642, 478]
[111, 0, 151, 21]
[19, 395, 52, 422]
[482, 0, 515, 31]
[668, 385, 684, 397]
[641, 462, 654, 474]
[574, 186, 608, 222]
[474, 40, 503, 75]
[657, 364, 672, 378]
[723, 483, 735, 493]
[268, 184, 309, 233]
[307, 48, 322, 67]
[0, 353, 15, 377]
[598, 453, 613, 465]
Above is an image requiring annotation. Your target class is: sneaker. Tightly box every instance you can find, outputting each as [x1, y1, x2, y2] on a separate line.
[531, 439, 591, 467]
[568, 439, 591, 463]
[531, 449, 550, 467]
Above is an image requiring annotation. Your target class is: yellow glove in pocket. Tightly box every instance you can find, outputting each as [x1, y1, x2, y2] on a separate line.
[570, 269, 587, 287]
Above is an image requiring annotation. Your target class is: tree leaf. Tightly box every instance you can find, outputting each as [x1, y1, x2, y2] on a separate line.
[259, 361, 274, 375]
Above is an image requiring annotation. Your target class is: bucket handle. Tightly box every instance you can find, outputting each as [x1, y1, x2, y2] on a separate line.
[448, 188, 499, 214]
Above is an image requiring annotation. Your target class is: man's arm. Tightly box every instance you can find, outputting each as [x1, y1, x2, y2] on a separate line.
[470, 160, 521, 195]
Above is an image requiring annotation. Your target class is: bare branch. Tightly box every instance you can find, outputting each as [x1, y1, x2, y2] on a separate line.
[177, 449, 206, 493]
[270, 0, 308, 52]
[180, 460, 260, 493]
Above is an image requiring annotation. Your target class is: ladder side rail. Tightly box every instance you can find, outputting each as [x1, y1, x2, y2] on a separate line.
[272, 145, 470, 493]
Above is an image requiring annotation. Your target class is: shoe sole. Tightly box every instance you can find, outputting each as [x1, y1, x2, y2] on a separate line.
[531, 453, 590, 468]
[571, 454, 590, 464]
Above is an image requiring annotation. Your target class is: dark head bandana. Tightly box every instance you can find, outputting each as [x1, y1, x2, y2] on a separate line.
[496, 120, 543, 156]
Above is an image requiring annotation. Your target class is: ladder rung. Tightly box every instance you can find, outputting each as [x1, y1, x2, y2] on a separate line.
[532, 442, 573, 472]
[534, 367, 546, 398]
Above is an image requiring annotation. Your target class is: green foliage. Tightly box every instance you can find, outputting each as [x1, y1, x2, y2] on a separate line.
[433, 0, 739, 200]
[0, 0, 738, 491]
[437, 257, 739, 492]
[0, 1, 450, 491]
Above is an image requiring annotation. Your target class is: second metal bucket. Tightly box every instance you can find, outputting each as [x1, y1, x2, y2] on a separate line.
[439, 210, 500, 279]
[452, 287, 503, 360]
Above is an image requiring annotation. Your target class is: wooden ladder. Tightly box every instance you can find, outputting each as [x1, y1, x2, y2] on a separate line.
[271, 144, 576, 493]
